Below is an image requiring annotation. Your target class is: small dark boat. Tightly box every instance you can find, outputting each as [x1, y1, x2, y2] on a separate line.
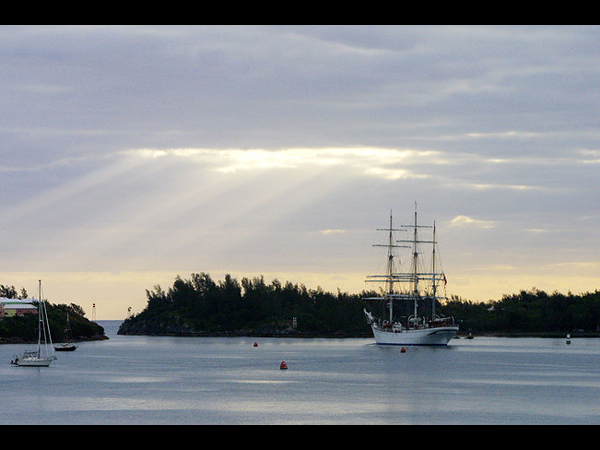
[54, 312, 78, 352]
[54, 343, 78, 352]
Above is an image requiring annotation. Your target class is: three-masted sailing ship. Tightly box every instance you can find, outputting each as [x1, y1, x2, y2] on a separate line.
[363, 205, 458, 346]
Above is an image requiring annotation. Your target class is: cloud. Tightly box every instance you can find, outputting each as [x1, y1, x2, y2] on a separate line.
[320, 229, 346, 235]
[365, 167, 431, 180]
[2, 26, 597, 163]
[448, 215, 497, 229]
[1, 26, 598, 317]
[125, 146, 444, 176]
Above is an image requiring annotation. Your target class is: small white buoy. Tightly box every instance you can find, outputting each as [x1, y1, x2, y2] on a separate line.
[566, 334, 571, 345]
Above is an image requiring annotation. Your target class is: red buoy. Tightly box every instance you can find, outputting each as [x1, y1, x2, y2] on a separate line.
[400, 347, 406, 353]
[280, 360, 288, 370]
[253, 342, 258, 347]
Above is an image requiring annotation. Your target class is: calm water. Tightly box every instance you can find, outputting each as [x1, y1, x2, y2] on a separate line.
[1, 320, 599, 424]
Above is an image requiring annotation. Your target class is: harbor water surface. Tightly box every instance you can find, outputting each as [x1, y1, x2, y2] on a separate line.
[1, 320, 599, 424]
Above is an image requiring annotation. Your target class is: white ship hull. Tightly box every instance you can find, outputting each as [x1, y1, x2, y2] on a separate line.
[371, 325, 458, 346]
[14, 357, 53, 367]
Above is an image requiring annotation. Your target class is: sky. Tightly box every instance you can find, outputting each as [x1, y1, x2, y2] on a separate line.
[1, 25, 598, 319]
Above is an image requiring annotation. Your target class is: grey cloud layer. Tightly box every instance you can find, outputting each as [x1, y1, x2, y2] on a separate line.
[1, 26, 598, 304]
[2, 26, 597, 164]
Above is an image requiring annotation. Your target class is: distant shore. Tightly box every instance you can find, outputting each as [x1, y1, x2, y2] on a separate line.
[456, 331, 600, 338]
[0, 335, 109, 345]
[117, 328, 373, 338]
[116, 329, 600, 339]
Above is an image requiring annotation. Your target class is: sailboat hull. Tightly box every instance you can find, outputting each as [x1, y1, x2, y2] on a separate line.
[371, 325, 458, 346]
[54, 344, 77, 351]
[14, 358, 53, 367]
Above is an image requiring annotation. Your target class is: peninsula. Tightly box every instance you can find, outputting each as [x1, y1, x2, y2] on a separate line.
[0, 284, 106, 344]
[118, 273, 600, 338]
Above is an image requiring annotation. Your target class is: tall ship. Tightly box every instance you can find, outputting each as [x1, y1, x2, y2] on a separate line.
[363, 205, 458, 346]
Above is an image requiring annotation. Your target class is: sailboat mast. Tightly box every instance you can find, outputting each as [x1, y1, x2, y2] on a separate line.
[37, 280, 42, 357]
[432, 222, 436, 320]
[367, 211, 410, 324]
[387, 212, 394, 323]
[37, 279, 54, 359]
[412, 204, 419, 320]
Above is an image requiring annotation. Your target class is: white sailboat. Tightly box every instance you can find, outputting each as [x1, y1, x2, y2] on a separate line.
[363, 205, 458, 346]
[11, 280, 57, 367]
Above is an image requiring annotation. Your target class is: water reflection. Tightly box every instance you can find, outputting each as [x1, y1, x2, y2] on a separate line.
[1, 325, 599, 424]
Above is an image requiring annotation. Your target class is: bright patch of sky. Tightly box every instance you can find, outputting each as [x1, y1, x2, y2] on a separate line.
[1, 26, 598, 318]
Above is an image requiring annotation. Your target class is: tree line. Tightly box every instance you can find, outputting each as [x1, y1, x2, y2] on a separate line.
[119, 273, 373, 336]
[0, 283, 106, 343]
[119, 273, 600, 337]
[444, 288, 600, 335]
[0, 284, 29, 300]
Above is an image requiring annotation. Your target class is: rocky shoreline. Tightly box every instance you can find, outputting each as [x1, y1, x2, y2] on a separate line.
[0, 335, 109, 345]
[117, 321, 372, 338]
[117, 322, 598, 339]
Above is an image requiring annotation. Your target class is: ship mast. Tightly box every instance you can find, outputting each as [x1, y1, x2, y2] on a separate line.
[412, 206, 418, 320]
[432, 221, 437, 320]
[378, 211, 403, 323]
[367, 211, 408, 323]
[366, 204, 446, 326]
[396, 202, 434, 322]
